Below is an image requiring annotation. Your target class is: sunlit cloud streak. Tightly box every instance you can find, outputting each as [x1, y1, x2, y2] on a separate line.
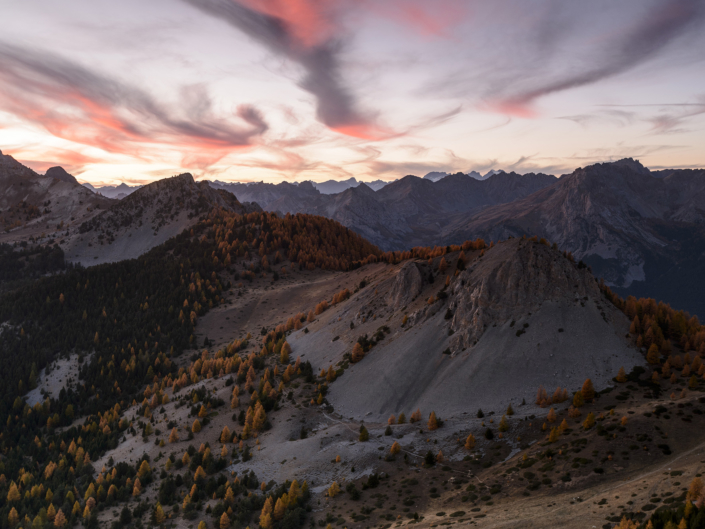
[182, 0, 387, 138]
[0, 42, 268, 166]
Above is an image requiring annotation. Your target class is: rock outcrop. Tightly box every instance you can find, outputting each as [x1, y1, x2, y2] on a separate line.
[386, 261, 424, 309]
[448, 238, 599, 352]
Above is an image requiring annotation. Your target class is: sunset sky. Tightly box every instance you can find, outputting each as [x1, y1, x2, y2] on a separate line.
[1, 0, 704, 185]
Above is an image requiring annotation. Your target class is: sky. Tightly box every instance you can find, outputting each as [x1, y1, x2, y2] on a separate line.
[1, 0, 704, 185]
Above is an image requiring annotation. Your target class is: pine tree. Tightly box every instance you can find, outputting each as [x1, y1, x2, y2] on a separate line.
[359, 425, 369, 442]
[398, 412, 406, 424]
[428, 411, 439, 430]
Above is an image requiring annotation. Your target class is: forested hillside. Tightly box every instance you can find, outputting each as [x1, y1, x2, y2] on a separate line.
[0, 209, 379, 529]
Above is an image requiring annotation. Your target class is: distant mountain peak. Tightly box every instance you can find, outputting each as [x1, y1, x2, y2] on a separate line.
[607, 158, 650, 175]
[312, 177, 359, 195]
[423, 171, 447, 182]
[45, 166, 78, 185]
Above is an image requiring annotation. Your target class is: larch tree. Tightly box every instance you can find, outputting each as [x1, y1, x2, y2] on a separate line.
[498, 415, 509, 432]
[154, 504, 166, 525]
[548, 427, 560, 443]
[388, 414, 396, 425]
[328, 482, 340, 497]
[398, 412, 407, 424]
[428, 411, 439, 431]
[220, 512, 231, 529]
[547, 408, 556, 423]
[192, 419, 202, 433]
[616, 367, 627, 382]
[274, 498, 286, 520]
[464, 434, 475, 450]
[6, 482, 20, 502]
[220, 426, 231, 443]
[359, 425, 369, 442]
[169, 428, 179, 443]
[506, 403, 514, 416]
[390, 441, 401, 455]
[581, 379, 595, 401]
[410, 408, 422, 423]
[438, 257, 448, 273]
[687, 476, 704, 503]
[8, 508, 19, 527]
[351, 343, 365, 363]
[572, 391, 584, 408]
[582, 412, 595, 430]
[647, 344, 660, 364]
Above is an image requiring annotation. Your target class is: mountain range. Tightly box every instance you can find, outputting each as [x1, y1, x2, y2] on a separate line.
[1, 149, 703, 316]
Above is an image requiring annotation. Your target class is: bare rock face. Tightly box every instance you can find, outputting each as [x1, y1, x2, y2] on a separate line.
[386, 261, 423, 309]
[449, 238, 600, 352]
[45, 166, 78, 185]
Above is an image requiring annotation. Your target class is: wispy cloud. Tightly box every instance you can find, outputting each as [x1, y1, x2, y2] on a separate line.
[488, 0, 705, 116]
[0, 42, 268, 167]
[182, 0, 387, 139]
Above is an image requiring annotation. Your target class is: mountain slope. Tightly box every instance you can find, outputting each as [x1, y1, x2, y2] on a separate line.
[0, 150, 113, 240]
[445, 159, 705, 317]
[62, 173, 261, 265]
[288, 237, 642, 419]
